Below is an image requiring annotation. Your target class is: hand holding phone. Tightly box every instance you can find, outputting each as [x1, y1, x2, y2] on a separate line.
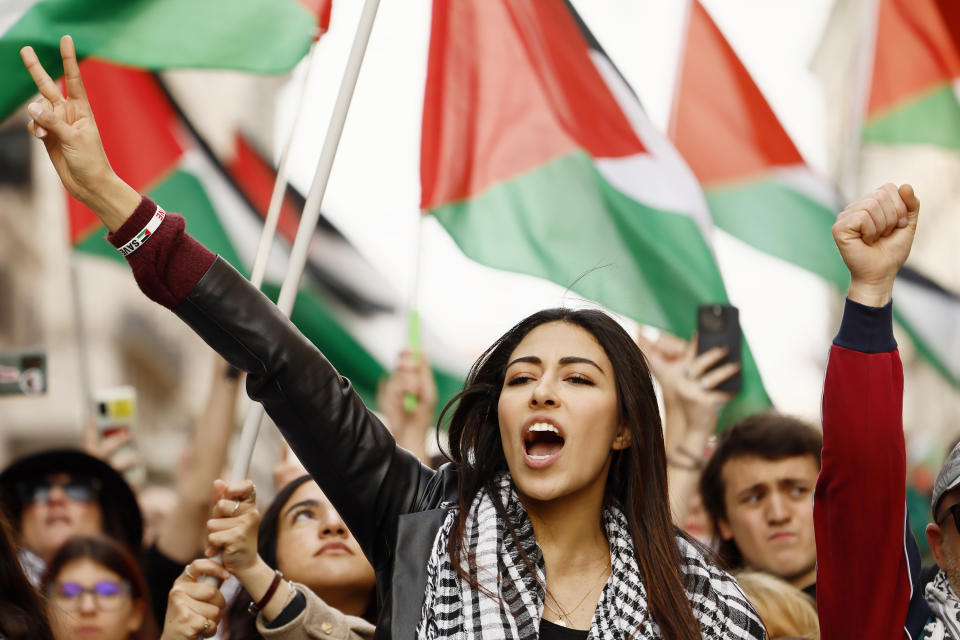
[696, 305, 742, 394]
[90, 386, 146, 487]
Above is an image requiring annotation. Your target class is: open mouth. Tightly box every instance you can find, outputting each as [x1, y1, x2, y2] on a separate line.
[523, 421, 566, 461]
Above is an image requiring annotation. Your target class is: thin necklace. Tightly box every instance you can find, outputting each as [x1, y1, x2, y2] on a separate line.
[544, 562, 611, 628]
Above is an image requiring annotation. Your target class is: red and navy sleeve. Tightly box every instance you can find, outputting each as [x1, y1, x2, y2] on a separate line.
[815, 298, 930, 640]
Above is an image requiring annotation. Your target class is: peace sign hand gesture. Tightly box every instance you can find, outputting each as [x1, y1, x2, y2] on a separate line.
[20, 35, 139, 231]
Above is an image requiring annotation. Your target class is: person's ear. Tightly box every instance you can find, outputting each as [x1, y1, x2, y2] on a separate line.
[928, 522, 947, 571]
[717, 517, 735, 541]
[126, 599, 145, 634]
[611, 423, 631, 451]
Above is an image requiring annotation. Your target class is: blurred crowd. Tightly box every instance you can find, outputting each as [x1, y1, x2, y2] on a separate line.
[0, 349, 437, 640]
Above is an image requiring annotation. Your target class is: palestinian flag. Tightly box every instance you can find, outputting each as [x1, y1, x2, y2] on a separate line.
[860, 0, 960, 386]
[674, 0, 960, 388]
[864, 0, 960, 149]
[670, 0, 847, 289]
[420, 0, 770, 422]
[68, 59, 464, 408]
[0, 0, 329, 121]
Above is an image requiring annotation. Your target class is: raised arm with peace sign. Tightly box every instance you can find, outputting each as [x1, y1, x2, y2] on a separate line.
[20, 35, 140, 231]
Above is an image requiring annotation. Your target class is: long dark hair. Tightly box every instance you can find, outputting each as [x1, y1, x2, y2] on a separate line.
[0, 511, 55, 640]
[41, 535, 158, 640]
[442, 308, 702, 639]
[226, 475, 377, 639]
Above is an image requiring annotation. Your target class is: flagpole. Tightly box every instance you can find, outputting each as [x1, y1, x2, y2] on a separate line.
[68, 256, 93, 419]
[275, 0, 380, 315]
[666, 0, 694, 144]
[229, 0, 382, 484]
[224, 41, 326, 483]
[249, 40, 322, 290]
[840, 0, 879, 201]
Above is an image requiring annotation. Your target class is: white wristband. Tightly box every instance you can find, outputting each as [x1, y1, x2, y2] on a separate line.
[117, 205, 166, 257]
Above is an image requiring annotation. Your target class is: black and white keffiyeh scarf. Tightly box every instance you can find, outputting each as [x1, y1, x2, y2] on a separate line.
[416, 474, 764, 639]
[923, 570, 960, 639]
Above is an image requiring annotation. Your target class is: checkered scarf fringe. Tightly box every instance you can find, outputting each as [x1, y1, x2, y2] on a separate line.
[923, 570, 960, 640]
[416, 473, 765, 639]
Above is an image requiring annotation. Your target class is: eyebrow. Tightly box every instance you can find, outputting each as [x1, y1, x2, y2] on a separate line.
[735, 477, 812, 499]
[283, 499, 319, 518]
[735, 484, 767, 500]
[505, 355, 604, 373]
[777, 478, 813, 490]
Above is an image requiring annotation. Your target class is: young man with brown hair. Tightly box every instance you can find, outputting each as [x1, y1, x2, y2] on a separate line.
[700, 414, 822, 599]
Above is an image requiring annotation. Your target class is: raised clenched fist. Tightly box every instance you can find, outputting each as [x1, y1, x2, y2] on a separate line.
[832, 183, 919, 307]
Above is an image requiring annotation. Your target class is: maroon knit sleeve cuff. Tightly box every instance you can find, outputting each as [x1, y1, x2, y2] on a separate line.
[107, 195, 157, 246]
[107, 195, 217, 309]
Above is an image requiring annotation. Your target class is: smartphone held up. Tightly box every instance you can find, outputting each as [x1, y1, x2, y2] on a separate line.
[697, 304, 742, 394]
[93, 386, 146, 487]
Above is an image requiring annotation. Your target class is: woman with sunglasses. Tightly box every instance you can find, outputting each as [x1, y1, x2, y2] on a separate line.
[21, 36, 764, 639]
[41, 536, 158, 640]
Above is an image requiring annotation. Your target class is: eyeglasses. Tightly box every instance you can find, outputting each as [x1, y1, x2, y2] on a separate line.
[19, 476, 101, 505]
[48, 580, 131, 610]
[938, 502, 960, 534]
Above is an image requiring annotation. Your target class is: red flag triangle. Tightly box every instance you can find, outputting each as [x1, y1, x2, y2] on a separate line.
[670, 0, 803, 186]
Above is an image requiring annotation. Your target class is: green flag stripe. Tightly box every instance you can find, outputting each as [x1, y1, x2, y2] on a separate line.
[705, 180, 849, 289]
[863, 83, 960, 150]
[433, 152, 724, 334]
[149, 170, 247, 273]
[1, 0, 314, 120]
[73, 226, 122, 262]
[431, 150, 769, 424]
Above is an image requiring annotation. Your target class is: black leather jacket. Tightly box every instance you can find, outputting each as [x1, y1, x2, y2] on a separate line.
[176, 257, 456, 639]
